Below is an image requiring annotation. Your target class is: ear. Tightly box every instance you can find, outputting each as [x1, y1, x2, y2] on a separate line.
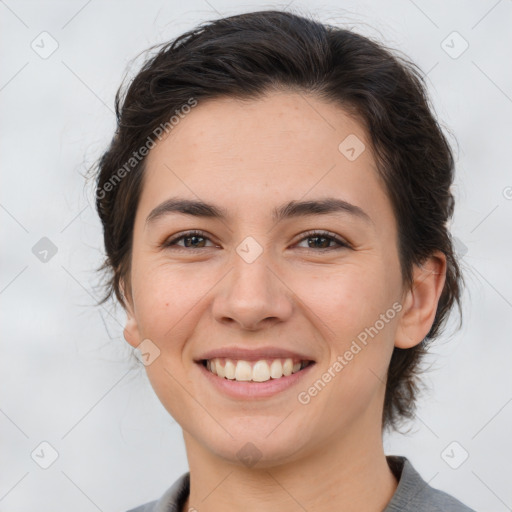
[395, 251, 447, 349]
[120, 279, 141, 349]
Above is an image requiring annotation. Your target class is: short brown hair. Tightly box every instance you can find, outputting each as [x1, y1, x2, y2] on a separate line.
[87, 9, 464, 432]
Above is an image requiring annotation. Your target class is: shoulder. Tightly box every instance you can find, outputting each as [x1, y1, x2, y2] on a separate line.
[125, 500, 158, 512]
[384, 455, 476, 512]
[124, 459, 477, 512]
[124, 471, 190, 512]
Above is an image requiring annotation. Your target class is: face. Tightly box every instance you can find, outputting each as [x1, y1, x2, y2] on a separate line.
[121, 91, 434, 467]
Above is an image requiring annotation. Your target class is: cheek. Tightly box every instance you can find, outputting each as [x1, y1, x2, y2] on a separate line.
[290, 260, 399, 393]
[297, 265, 399, 428]
[131, 261, 212, 338]
[129, 262, 238, 388]
[291, 260, 398, 341]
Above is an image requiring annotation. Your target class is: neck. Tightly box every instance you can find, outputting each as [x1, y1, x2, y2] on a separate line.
[181, 415, 398, 512]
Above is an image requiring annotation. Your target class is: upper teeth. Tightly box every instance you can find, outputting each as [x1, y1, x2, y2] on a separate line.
[206, 358, 307, 382]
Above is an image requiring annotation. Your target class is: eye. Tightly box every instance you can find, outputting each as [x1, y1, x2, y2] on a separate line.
[162, 230, 216, 250]
[162, 229, 350, 252]
[295, 230, 350, 251]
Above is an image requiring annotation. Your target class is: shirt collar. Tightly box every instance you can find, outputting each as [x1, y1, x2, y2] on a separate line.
[154, 455, 431, 512]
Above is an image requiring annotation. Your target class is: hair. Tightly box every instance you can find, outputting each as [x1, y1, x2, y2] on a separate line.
[87, 9, 464, 432]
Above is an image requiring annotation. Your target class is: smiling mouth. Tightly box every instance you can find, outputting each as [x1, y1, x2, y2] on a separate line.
[199, 358, 315, 383]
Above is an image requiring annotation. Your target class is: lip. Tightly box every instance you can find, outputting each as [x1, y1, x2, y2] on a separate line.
[194, 346, 316, 363]
[195, 360, 316, 399]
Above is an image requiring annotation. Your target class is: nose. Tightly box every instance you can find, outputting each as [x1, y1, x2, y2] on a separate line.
[212, 249, 293, 331]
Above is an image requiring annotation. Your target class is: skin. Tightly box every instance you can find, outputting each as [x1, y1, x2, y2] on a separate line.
[121, 91, 446, 512]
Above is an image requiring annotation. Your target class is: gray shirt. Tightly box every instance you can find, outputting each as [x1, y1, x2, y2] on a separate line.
[126, 455, 476, 512]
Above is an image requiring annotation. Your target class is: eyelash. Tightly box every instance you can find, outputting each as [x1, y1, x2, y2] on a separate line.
[162, 230, 350, 252]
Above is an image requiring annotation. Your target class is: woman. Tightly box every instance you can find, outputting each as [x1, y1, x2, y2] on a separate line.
[90, 9, 475, 512]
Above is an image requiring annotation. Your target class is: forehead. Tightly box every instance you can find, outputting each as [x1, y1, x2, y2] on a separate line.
[137, 91, 391, 228]
[147, 91, 370, 168]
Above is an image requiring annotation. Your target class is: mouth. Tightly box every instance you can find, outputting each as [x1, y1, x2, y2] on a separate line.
[195, 356, 317, 399]
[198, 357, 315, 383]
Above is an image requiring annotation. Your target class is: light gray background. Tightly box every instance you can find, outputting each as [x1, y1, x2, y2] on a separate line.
[1, 1, 511, 511]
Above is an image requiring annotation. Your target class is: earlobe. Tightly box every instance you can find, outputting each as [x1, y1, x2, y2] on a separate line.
[394, 251, 447, 349]
[123, 320, 140, 349]
[120, 279, 140, 349]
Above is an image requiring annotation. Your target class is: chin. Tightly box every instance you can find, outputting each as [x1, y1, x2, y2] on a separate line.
[202, 427, 311, 469]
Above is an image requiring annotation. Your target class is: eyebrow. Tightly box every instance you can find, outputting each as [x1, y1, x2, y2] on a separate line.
[145, 196, 373, 228]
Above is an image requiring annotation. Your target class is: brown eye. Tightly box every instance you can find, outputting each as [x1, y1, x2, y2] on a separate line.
[163, 230, 215, 250]
[295, 230, 350, 251]
[162, 229, 350, 252]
